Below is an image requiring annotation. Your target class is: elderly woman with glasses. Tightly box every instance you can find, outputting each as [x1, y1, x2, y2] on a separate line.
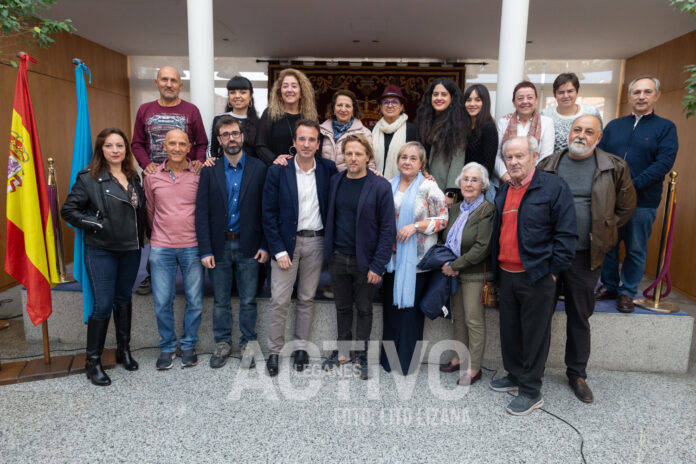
[439, 162, 494, 386]
[372, 85, 420, 179]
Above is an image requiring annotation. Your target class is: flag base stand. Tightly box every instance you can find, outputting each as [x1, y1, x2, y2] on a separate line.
[17, 355, 73, 382]
[69, 349, 117, 375]
[0, 361, 27, 386]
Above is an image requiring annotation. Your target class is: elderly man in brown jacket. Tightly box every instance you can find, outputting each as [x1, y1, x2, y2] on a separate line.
[538, 114, 636, 404]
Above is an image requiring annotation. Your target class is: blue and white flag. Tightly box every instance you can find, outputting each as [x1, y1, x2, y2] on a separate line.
[69, 60, 93, 323]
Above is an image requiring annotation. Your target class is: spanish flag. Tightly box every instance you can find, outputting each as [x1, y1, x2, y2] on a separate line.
[5, 53, 60, 326]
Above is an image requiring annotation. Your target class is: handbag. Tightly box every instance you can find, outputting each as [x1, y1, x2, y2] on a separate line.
[480, 260, 498, 308]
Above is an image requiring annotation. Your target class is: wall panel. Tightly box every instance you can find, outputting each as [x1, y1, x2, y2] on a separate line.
[620, 30, 696, 298]
[0, 32, 130, 290]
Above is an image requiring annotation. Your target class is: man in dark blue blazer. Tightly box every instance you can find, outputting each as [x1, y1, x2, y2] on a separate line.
[321, 134, 396, 380]
[262, 119, 338, 376]
[195, 115, 268, 369]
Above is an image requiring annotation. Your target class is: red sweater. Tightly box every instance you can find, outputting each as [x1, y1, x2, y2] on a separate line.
[498, 174, 534, 272]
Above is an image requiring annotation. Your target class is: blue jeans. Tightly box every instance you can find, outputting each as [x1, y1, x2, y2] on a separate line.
[209, 239, 259, 346]
[84, 245, 141, 320]
[150, 246, 204, 352]
[601, 206, 657, 297]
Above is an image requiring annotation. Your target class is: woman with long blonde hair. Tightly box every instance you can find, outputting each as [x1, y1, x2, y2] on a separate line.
[256, 68, 318, 165]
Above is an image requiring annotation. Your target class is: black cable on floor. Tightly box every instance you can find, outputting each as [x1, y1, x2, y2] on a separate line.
[0, 314, 23, 320]
[482, 366, 587, 464]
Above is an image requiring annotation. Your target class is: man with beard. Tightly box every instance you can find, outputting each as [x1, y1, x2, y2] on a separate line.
[195, 116, 268, 369]
[538, 115, 636, 403]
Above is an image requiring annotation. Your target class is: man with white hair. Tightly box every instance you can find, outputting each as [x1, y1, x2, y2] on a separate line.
[538, 115, 636, 403]
[489, 135, 577, 416]
[594, 75, 678, 313]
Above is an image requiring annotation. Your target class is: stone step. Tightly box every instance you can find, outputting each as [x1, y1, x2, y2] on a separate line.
[22, 290, 693, 373]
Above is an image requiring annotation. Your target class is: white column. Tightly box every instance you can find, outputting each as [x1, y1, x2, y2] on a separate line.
[187, 0, 215, 129]
[495, 0, 530, 119]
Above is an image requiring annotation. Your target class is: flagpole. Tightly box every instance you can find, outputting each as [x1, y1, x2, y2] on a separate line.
[42, 321, 51, 364]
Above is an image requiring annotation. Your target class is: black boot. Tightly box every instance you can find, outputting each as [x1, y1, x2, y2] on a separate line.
[86, 317, 111, 386]
[113, 303, 138, 371]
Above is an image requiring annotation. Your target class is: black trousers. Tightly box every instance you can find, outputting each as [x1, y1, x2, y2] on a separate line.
[329, 252, 377, 349]
[379, 271, 428, 375]
[499, 270, 556, 397]
[556, 250, 602, 380]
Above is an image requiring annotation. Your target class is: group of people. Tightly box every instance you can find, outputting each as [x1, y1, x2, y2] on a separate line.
[61, 65, 678, 417]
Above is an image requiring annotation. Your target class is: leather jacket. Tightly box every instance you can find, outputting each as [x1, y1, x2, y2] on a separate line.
[61, 169, 146, 251]
[537, 148, 636, 270]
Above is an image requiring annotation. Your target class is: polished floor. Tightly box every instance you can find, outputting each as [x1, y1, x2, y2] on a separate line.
[1, 285, 695, 463]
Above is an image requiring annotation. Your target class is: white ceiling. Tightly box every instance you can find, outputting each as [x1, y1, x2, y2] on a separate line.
[46, 0, 696, 60]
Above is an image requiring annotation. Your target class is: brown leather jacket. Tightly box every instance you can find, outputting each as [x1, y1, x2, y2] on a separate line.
[537, 148, 636, 270]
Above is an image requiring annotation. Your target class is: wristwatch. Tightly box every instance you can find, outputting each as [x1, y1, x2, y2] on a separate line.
[414, 223, 420, 231]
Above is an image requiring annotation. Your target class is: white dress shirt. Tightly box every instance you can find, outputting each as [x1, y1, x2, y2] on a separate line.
[275, 158, 323, 260]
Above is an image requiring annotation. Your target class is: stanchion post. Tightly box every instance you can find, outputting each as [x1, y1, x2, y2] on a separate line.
[635, 171, 679, 313]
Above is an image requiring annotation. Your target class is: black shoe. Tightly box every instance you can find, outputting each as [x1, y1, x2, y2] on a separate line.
[322, 350, 343, 371]
[135, 276, 151, 295]
[569, 377, 594, 403]
[267, 354, 279, 377]
[617, 294, 635, 313]
[294, 350, 308, 372]
[113, 303, 138, 371]
[181, 349, 198, 368]
[357, 352, 368, 380]
[85, 317, 111, 386]
[595, 287, 618, 301]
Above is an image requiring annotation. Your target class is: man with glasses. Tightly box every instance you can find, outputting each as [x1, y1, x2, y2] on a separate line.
[195, 115, 268, 369]
[262, 119, 338, 376]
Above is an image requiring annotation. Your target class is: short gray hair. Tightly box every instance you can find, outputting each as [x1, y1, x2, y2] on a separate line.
[628, 75, 661, 94]
[455, 162, 490, 192]
[571, 114, 603, 135]
[501, 136, 539, 159]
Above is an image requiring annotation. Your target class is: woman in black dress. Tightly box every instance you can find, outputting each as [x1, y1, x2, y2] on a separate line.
[208, 76, 259, 159]
[462, 84, 498, 201]
[256, 68, 318, 165]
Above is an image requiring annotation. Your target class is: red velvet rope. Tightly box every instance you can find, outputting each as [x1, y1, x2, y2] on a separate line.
[642, 203, 676, 299]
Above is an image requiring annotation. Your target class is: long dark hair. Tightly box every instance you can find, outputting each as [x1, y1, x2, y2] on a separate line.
[463, 84, 495, 140]
[88, 128, 138, 180]
[416, 78, 466, 158]
[224, 75, 259, 144]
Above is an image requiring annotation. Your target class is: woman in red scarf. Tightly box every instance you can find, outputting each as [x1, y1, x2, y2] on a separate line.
[493, 81, 555, 186]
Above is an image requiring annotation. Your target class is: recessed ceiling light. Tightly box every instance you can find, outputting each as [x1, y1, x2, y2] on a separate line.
[222, 38, 229, 42]
[526, 40, 533, 44]
[353, 40, 360, 43]
[372, 40, 380, 43]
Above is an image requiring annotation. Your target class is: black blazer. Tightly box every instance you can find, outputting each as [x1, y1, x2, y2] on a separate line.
[263, 156, 337, 259]
[324, 170, 396, 276]
[195, 153, 267, 259]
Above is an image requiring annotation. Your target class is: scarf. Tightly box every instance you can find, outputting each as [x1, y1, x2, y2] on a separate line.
[386, 172, 424, 309]
[445, 194, 484, 256]
[372, 114, 408, 180]
[332, 118, 353, 142]
[500, 110, 542, 149]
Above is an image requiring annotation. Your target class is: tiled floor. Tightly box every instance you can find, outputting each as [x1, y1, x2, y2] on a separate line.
[1, 282, 695, 463]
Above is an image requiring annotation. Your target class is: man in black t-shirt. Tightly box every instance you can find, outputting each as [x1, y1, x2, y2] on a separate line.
[321, 134, 396, 380]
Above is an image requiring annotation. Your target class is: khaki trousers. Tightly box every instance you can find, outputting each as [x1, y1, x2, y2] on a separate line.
[451, 278, 486, 371]
[267, 236, 324, 354]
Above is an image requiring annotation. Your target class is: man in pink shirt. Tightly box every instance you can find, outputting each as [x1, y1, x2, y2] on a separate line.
[132, 66, 208, 296]
[144, 129, 203, 370]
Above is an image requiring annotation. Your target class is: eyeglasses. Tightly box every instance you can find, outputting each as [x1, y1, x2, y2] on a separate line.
[296, 136, 318, 144]
[381, 99, 402, 106]
[219, 131, 242, 140]
[460, 177, 481, 184]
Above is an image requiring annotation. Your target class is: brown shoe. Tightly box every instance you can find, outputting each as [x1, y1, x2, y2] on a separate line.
[595, 287, 618, 301]
[569, 377, 594, 403]
[457, 370, 482, 386]
[617, 294, 635, 313]
[439, 361, 462, 373]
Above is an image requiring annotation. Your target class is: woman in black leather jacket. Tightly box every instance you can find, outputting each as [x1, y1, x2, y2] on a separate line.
[61, 128, 146, 386]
